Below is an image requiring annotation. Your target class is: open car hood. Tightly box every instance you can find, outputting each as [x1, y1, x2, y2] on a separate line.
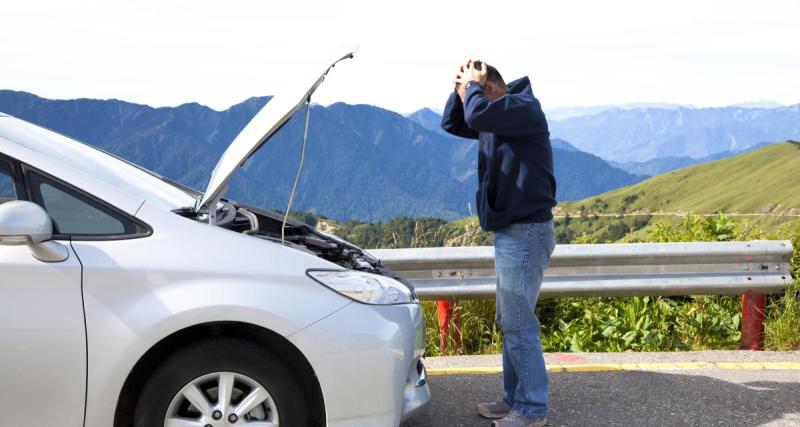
[196, 46, 357, 212]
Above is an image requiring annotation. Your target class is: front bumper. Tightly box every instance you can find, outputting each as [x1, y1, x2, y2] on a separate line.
[288, 300, 430, 426]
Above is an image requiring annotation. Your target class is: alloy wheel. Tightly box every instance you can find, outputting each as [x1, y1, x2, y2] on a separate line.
[164, 371, 279, 426]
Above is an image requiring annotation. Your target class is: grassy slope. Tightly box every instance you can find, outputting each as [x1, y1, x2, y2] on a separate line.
[559, 142, 800, 215]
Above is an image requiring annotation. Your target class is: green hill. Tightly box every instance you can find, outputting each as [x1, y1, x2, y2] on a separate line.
[559, 142, 800, 216]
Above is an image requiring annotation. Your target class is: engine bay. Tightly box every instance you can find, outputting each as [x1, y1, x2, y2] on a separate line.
[174, 201, 407, 284]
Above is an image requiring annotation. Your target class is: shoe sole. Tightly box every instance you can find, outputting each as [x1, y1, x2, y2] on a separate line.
[477, 406, 510, 419]
[491, 418, 548, 427]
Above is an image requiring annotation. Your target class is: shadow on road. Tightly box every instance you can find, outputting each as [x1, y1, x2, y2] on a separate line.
[402, 370, 800, 426]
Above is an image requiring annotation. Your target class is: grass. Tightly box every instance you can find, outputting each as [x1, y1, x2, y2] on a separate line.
[559, 142, 800, 216]
[421, 300, 503, 356]
[421, 214, 800, 356]
[764, 228, 800, 351]
[765, 280, 800, 350]
[422, 294, 749, 356]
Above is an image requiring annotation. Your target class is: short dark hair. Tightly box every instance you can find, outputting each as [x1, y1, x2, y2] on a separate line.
[478, 62, 506, 87]
[455, 61, 506, 90]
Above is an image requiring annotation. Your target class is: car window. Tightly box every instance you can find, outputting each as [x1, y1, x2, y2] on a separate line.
[0, 161, 16, 205]
[27, 171, 140, 237]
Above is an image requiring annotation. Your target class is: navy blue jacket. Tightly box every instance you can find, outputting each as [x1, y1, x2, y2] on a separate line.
[441, 76, 556, 231]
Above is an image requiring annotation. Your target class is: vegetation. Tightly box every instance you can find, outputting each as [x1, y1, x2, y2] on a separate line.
[764, 228, 800, 350]
[326, 216, 492, 248]
[559, 142, 800, 216]
[554, 213, 654, 243]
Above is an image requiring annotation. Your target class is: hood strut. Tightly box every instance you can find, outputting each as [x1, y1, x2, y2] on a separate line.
[281, 97, 312, 243]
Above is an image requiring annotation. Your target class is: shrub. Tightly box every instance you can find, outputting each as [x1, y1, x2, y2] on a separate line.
[423, 213, 799, 355]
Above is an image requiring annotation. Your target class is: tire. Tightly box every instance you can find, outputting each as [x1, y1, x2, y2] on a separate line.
[134, 337, 308, 427]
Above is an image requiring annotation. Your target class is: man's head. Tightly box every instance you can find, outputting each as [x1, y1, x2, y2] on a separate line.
[455, 61, 507, 102]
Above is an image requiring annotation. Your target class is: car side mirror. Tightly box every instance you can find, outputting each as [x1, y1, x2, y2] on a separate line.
[0, 200, 68, 262]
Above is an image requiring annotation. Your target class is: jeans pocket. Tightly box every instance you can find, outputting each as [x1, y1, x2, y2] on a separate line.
[537, 225, 556, 269]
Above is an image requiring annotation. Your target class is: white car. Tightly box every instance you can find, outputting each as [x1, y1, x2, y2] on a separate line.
[0, 48, 430, 427]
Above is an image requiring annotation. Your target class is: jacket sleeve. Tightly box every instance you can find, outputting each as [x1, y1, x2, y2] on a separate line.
[462, 85, 545, 136]
[440, 90, 479, 139]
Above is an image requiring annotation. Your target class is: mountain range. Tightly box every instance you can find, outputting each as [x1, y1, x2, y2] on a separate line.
[609, 142, 773, 176]
[542, 101, 787, 121]
[544, 103, 686, 121]
[2, 90, 798, 222]
[0, 90, 645, 221]
[548, 105, 800, 163]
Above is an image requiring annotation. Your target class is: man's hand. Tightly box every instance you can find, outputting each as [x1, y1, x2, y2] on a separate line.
[454, 59, 488, 88]
[454, 59, 488, 102]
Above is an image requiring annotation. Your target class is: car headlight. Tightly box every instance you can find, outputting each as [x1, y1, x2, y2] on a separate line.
[307, 270, 414, 305]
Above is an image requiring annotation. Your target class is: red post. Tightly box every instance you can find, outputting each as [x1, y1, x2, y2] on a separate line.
[436, 300, 463, 353]
[740, 293, 766, 350]
[436, 300, 452, 352]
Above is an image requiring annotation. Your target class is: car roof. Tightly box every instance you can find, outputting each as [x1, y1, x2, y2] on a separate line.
[0, 115, 197, 214]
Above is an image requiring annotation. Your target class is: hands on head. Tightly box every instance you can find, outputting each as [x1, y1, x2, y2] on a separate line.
[454, 59, 488, 101]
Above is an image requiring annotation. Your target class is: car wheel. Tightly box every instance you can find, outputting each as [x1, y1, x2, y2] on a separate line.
[134, 337, 307, 427]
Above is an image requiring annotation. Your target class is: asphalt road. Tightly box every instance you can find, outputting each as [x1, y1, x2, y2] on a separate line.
[402, 357, 800, 426]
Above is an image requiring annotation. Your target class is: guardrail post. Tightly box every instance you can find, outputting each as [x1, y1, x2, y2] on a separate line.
[436, 300, 463, 353]
[740, 293, 766, 350]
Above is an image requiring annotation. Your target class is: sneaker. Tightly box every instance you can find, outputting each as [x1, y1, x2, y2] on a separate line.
[492, 410, 547, 427]
[477, 398, 512, 419]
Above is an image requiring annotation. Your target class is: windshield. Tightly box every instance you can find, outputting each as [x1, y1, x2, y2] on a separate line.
[0, 117, 199, 210]
[100, 147, 202, 199]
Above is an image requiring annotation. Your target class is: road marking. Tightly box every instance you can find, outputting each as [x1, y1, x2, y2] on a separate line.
[674, 362, 714, 369]
[717, 362, 764, 370]
[763, 362, 800, 369]
[563, 364, 622, 372]
[426, 361, 800, 376]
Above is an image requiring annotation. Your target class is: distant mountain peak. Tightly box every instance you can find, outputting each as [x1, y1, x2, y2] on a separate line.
[407, 107, 436, 115]
[406, 106, 442, 116]
[728, 100, 784, 109]
[550, 138, 581, 152]
[406, 107, 449, 136]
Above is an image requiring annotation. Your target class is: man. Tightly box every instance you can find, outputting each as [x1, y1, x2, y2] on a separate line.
[441, 60, 557, 427]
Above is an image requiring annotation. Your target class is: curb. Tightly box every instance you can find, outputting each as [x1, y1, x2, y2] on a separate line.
[426, 361, 800, 376]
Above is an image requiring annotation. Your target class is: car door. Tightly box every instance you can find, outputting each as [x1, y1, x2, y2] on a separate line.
[0, 158, 86, 426]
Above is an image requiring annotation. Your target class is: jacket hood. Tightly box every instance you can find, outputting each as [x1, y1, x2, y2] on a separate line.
[506, 76, 532, 96]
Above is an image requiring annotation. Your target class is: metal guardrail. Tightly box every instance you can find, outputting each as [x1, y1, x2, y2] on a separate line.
[368, 241, 794, 300]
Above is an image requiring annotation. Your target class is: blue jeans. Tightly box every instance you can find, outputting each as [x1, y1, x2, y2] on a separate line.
[494, 220, 556, 419]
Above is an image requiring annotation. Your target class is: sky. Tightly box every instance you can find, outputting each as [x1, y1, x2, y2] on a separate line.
[1, 0, 798, 113]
